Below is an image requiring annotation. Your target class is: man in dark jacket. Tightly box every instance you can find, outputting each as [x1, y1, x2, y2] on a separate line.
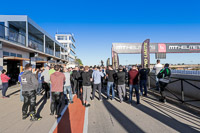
[82, 66, 93, 107]
[106, 65, 116, 100]
[21, 63, 40, 121]
[116, 66, 126, 103]
[139, 65, 150, 96]
[157, 63, 171, 103]
[72, 67, 80, 96]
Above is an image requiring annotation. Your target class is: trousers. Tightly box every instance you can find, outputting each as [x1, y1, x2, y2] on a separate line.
[50, 92, 63, 115]
[22, 90, 36, 115]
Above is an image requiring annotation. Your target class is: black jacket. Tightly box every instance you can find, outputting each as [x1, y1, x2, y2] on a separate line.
[72, 70, 80, 80]
[82, 71, 92, 86]
[116, 71, 126, 85]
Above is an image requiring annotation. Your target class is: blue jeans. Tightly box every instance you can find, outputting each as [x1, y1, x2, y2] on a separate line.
[129, 84, 140, 104]
[140, 80, 147, 95]
[64, 86, 73, 102]
[37, 83, 42, 94]
[107, 82, 115, 99]
[20, 85, 24, 102]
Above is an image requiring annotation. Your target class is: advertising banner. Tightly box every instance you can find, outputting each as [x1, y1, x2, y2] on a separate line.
[141, 39, 150, 68]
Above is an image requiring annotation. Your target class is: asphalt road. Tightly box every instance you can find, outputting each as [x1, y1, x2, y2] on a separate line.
[88, 90, 200, 133]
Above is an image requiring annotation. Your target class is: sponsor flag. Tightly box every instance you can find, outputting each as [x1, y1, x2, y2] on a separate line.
[141, 39, 150, 68]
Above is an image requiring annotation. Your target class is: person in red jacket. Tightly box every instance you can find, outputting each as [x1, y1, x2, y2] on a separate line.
[128, 65, 140, 104]
[1, 69, 10, 98]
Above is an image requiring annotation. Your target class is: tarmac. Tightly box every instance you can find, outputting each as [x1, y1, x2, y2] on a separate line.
[0, 85, 200, 133]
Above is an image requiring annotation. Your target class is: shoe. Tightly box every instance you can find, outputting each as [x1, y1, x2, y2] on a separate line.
[82, 103, 86, 106]
[91, 98, 94, 101]
[50, 113, 54, 116]
[120, 100, 122, 103]
[70, 101, 74, 104]
[86, 104, 91, 107]
[99, 99, 102, 101]
[56, 115, 61, 119]
[30, 114, 42, 121]
[22, 114, 28, 120]
[136, 102, 140, 105]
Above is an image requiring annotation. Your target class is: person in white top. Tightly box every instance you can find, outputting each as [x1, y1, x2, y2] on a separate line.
[153, 60, 163, 90]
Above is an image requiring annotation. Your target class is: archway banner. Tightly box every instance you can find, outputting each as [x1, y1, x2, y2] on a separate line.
[141, 39, 150, 68]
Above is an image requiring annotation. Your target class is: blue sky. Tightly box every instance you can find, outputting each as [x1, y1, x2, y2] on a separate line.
[1, 0, 200, 65]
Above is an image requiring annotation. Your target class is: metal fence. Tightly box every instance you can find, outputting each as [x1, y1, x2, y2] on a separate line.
[0, 24, 26, 46]
[171, 70, 200, 76]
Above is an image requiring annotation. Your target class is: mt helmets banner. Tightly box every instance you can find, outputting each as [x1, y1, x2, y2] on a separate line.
[141, 39, 150, 68]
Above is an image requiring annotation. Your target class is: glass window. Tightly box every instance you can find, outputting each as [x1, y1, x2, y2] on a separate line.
[57, 36, 64, 40]
[10, 53, 16, 57]
[17, 54, 22, 58]
[3, 51, 9, 56]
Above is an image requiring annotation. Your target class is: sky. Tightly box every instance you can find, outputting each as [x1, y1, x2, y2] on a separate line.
[1, 0, 200, 65]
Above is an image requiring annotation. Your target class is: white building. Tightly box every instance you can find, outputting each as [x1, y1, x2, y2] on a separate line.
[55, 33, 77, 67]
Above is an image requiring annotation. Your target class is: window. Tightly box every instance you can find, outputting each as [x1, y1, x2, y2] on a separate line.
[17, 54, 22, 58]
[57, 36, 64, 40]
[3, 51, 9, 56]
[10, 53, 16, 57]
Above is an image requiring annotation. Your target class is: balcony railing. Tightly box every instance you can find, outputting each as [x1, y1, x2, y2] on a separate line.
[28, 38, 43, 52]
[45, 48, 54, 55]
[0, 24, 26, 46]
[55, 51, 60, 58]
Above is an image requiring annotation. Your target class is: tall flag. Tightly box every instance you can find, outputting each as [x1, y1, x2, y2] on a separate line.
[141, 39, 150, 68]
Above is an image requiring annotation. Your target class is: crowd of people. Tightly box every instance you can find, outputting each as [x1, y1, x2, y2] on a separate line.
[0, 59, 171, 122]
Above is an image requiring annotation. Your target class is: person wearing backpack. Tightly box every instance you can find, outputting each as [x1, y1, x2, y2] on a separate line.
[157, 63, 171, 103]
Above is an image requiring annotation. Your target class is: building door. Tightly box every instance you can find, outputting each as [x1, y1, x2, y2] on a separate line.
[4, 60, 20, 85]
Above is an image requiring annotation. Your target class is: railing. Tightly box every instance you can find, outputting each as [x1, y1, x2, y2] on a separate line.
[149, 74, 200, 109]
[45, 48, 54, 55]
[28, 38, 43, 52]
[171, 69, 200, 76]
[55, 51, 60, 58]
[0, 24, 26, 46]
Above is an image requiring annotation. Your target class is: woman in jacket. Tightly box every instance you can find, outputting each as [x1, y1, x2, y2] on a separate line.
[1, 69, 10, 98]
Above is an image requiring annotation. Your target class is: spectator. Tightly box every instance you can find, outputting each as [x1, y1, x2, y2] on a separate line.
[153, 60, 163, 91]
[1, 69, 10, 98]
[106, 65, 116, 100]
[41, 65, 50, 98]
[82, 66, 92, 107]
[129, 65, 140, 104]
[18, 69, 24, 101]
[139, 65, 150, 96]
[157, 63, 171, 103]
[63, 67, 73, 104]
[21, 63, 40, 121]
[116, 66, 126, 103]
[91, 66, 104, 101]
[50, 65, 65, 118]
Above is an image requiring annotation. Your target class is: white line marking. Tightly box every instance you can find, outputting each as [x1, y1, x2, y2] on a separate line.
[83, 107, 89, 133]
[49, 95, 75, 133]
[49, 104, 69, 133]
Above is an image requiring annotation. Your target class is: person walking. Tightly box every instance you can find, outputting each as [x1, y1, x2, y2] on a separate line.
[50, 65, 65, 118]
[106, 65, 116, 100]
[63, 67, 73, 104]
[129, 65, 140, 104]
[18, 69, 24, 101]
[139, 65, 150, 96]
[91, 66, 104, 101]
[21, 63, 41, 121]
[1, 69, 10, 98]
[116, 66, 126, 103]
[82, 66, 92, 107]
[41, 65, 50, 98]
[72, 67, 80, 96]
[157, 63, 171, 103]
[153, 60, 163, 91]
[37, 69, 43, 95]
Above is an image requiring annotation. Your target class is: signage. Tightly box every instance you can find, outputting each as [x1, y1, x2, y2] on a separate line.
[141, 39, 150, 68]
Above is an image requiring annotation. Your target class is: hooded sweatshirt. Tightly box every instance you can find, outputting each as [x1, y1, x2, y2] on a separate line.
[21, 70, 38, 92]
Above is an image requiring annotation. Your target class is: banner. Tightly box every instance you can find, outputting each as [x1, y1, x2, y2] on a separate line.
[141, 39, 150, 68]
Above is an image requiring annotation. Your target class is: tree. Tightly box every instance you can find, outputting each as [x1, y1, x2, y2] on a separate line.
[76, 58, 83, 66]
